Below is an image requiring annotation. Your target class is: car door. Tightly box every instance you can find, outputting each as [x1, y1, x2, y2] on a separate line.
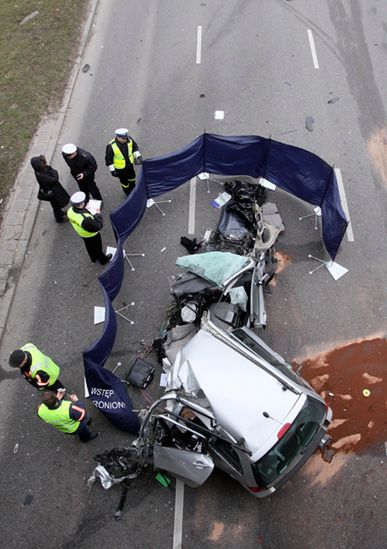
[152, 415, 214, 488]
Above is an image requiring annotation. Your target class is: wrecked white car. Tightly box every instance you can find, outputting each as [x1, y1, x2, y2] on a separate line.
[92, 306, 332, 498]
[90, 179, 332, 500]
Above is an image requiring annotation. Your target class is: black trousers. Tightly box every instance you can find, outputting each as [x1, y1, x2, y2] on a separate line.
[51, 205, 66, 223]
[78, 179, 102, 202]
[83, 233, 108, 263]
[76, 418, 93, 442]
[48, 379, 65, 391]
[117, 166, 136, 195]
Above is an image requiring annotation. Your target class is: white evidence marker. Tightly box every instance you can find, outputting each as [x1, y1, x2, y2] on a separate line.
[94, 306, 105, 324]
[307, 29, 319, 69]
[215, 111, 224, 120]
[84, 377, 90, 398]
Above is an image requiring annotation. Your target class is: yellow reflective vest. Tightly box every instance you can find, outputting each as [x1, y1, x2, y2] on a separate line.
[21, 343, 60, 386]
[38, 401, 79, 434]
[67, 207, 99, 238]
[110, 139, 134, 169]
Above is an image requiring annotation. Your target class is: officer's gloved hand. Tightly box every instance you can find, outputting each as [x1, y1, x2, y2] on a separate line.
[111, 170, 119, 177]
[134, 153, 143, 165]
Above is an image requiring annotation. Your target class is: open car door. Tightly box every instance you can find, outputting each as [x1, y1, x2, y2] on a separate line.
[152, 415, 214, 488]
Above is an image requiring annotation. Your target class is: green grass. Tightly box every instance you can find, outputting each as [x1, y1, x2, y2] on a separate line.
[0, 0, 88, 217]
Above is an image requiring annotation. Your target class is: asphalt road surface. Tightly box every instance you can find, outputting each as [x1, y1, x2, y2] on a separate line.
[1, 1, 386, 548]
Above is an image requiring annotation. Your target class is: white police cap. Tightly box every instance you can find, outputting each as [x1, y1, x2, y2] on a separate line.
[70, 191, 86, 205]
[62, 143, 77, 155]
[115, 128, 129, 137]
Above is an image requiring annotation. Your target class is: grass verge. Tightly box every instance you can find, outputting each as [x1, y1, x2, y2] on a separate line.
[0, 0, 89, 221]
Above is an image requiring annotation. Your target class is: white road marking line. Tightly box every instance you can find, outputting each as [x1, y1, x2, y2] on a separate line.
[334, 167, 354, 242]
[188, 177, 196, 234]
[173, 479, 185, 549]
[307, 29, 319, 69]
[196, 25, 202, 64]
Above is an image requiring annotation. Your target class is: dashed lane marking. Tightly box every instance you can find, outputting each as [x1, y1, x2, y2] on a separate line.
[196, 25, 202, 64]
[307, 29, 319, 69]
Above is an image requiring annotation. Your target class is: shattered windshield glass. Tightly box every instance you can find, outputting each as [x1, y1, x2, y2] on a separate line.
[176, 251, 252, 287]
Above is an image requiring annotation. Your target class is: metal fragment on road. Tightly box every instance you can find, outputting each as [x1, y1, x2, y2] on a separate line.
[328, 97, 340, 104]
[13, 443, 19, 453]
[305, 116, 314, 132]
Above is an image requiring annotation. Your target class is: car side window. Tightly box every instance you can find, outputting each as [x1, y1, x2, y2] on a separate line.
[210, 438, 243, 474]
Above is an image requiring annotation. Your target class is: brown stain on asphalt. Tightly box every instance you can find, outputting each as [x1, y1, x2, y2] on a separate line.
[297, 336, 387, 454]
[302, 452, 352, 487]
[271, 251, 292, 287]
[208, 521, 224, 541]
[274, 251, 291, 274]
[367, 127, 387, 187]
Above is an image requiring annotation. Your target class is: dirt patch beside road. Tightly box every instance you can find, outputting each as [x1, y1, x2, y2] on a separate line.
[0, 0, 88, 222]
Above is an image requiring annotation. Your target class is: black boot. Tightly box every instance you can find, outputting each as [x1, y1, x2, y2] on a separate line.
[99, 253, 112, 265]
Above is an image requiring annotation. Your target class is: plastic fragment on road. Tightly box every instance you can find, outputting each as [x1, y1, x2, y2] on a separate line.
[305, 116, 314, 131]
[155, 472, 171, 487]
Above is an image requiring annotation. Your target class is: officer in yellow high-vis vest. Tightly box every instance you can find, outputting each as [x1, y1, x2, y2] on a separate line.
[105, 128, 142, 195]
[9, 343, 64, 391]
[38, 390, 98, 442]
[67, 191, 112, 265]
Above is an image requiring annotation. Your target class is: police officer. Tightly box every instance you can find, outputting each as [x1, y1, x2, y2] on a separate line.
[38, 390, 98, 442]
[9, 343, 64, 391]
[62, 143, 103, 204]
[67, 191, 112, 265]
[105, 128, 142, 195]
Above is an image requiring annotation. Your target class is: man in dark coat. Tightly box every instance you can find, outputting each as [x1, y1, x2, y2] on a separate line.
[62, 143, 102, 203]
[31, 155, 69, 222]
[105, 128, 142, 195]
[67, 191, 112, 264]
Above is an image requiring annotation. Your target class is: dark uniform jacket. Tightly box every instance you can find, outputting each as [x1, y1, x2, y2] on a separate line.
[62, 148, 97, 183]
[105, 137, 139, 171]
[31, 157, 70, 209]
[72, 206, 104, 233]
[20, 352, 51, 389]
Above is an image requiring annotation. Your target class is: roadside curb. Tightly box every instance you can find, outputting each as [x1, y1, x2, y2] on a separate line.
[0, 0, 99, 345]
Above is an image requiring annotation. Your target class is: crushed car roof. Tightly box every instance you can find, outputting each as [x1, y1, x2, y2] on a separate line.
[170, 329, 303, 458]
